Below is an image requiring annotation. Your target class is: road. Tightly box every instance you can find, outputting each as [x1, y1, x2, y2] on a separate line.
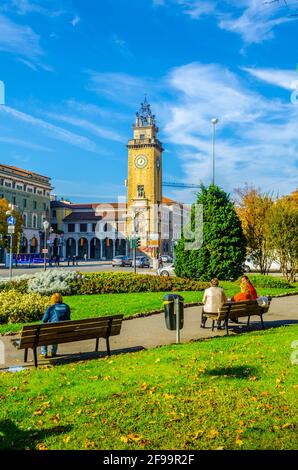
[0, 261, 156, 278]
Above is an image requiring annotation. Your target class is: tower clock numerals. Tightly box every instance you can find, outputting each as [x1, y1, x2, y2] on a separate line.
[135, 155, 148, 169]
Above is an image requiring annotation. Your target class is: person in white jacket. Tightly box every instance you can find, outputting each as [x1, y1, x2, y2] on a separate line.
[201, 278, 227, 330]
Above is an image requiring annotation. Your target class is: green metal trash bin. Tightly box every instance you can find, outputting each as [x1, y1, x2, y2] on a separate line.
[163, 294, 184, 330]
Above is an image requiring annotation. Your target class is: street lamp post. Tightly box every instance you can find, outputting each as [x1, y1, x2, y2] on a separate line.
[211, 118, 219, 185]
[42, 220, 50, 271]
[6, 205, 16, 281]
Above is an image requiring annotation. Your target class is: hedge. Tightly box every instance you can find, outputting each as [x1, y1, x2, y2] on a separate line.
[240, 274, 294, 289]
[71, 272, 209, 295]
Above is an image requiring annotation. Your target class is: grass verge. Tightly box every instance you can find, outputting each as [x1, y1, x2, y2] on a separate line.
[0, 325, 297, 450]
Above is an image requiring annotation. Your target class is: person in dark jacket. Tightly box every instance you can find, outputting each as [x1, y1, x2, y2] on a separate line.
[40, 293, 71, 358]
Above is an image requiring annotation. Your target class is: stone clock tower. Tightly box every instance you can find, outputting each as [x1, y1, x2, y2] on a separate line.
[127, 98, 163, 255]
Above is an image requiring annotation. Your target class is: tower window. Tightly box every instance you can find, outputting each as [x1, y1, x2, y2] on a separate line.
[137, 185, 145, 198]
[140, 133, 145, 140]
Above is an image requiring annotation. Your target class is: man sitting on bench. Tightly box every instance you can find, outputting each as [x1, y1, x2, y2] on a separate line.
[40, 293, 71, 359]
[201, 278, 227, 330]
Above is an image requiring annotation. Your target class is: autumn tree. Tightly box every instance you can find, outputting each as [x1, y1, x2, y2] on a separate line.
[266, 193, 298, 283]
[0, 199, 23, 254]
[235, 185, 274, 275]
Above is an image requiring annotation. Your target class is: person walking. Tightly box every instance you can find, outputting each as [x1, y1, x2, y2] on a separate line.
[40, 293, 71, 358]
[201, 278, 227, 330]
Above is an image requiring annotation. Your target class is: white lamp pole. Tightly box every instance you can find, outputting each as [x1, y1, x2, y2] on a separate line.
[211, 118, 219, 185]
[43, 220, 50, 271]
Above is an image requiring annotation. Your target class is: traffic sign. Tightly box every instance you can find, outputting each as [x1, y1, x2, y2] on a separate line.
[7, 216, 16, 226]
[42, 248, 48, 254]
[8, 226, 15, 234]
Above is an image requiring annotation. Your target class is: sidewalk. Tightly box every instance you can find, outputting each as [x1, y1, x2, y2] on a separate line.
[1, 295, 297, 371]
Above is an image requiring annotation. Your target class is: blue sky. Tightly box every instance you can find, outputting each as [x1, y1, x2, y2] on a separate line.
[0, 0, 298, 203]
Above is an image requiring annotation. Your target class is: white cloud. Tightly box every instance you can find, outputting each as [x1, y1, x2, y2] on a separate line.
[160, 62, 298, 196]
[2, 0, 64, 17]
[243, 67, 298, 90]
[176, 0, 215, 19]
[45, 112, 124, 143]
[0, 136, 52, 152]
[0, 13, 42, 59]
[71, 15, 80, 27]
[111, 34, 133, 58]
[87, 71, 156, 105]
[155, 0, 298, 44]
[0, 105, 100, 153]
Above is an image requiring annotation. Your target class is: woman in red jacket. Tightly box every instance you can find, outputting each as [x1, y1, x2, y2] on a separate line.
[242, 275, 258, 300]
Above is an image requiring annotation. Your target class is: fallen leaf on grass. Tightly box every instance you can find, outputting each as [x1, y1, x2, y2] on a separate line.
[140, 383, 148, 391]
[164, 393, 174, 400]
[282, 423, 292, 429]
[207, 429, 219, 439]
[236, 439, 243, 446]
[63, 435, 70, 443]
[37, 443, 47, 451]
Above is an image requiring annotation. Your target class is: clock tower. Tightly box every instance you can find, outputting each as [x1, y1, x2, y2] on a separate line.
[127, 98, 163, 255]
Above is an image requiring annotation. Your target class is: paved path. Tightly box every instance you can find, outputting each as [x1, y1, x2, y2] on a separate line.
[1, 295, 297, 371]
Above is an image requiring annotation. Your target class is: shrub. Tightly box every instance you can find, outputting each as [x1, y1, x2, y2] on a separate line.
[175, 184, 247, 280]
[0, 274, 32, 293]
[73, 272, 208, 295]
[241, 275, 293, 289]
[0, 290, 50, 324]
[28, 269, 82, 296]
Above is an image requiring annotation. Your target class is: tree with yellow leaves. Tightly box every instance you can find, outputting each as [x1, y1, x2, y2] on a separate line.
[266, 193, 298, 282]
[0, 198, 23, 255]
[235, 185, 274, 275]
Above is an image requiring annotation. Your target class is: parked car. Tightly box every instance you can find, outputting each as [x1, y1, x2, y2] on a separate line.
[133, 256, 151, 268]
[157, 263, 175, 276]
[112, 255, 132, 267]
[160, 255, 173, 264]
[243, 258, 281, 273]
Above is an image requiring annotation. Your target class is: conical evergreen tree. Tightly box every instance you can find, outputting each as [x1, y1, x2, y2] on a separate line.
[175, 185, 246, 280]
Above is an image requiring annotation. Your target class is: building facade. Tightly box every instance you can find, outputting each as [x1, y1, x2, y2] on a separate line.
[0, 164, 52, 255]
[51, 200, 129, 260]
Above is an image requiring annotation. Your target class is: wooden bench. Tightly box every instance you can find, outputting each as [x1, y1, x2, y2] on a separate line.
[203, 298, 271, 335]
[11, 315, 124, 367]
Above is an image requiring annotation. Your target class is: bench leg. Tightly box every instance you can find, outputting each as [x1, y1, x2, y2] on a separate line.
[106, 337, 111, 356]
[247, 316, 250, 327]
[212, 320, 215, 331]
[24, 349, 28, 363]
[95, 338, 99, 352]
[225, 318, 229, 335]
[260, 314, 265, 329]
[33, 347, 38, 368]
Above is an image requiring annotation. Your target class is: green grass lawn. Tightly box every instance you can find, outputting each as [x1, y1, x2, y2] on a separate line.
[1, 325, 298, 450]
[1, 282, 297, 335]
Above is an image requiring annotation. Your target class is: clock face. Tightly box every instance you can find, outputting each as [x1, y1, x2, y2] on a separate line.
[156, 158, 160, 170]
[135, 155, 148, 169]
